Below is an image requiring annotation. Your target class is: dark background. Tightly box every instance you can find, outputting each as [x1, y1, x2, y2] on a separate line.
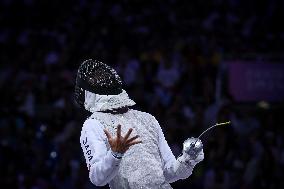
[0, 0, 284, 188]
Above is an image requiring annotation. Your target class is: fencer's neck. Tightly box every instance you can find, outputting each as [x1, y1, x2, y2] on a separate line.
[99, 106, 129, 114]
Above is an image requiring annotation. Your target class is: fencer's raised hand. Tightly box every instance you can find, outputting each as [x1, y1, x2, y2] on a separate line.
[181, 137, 204, 165]
[103, 125, 142, 154]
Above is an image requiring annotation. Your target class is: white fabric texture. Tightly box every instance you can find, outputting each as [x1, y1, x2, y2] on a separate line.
[80, 119, 121, 186]
[84, 89, 136, 112]
[80, 109, 203, 188]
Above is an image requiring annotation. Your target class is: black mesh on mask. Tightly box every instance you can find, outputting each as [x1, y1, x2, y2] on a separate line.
[74, 59, 123, 107]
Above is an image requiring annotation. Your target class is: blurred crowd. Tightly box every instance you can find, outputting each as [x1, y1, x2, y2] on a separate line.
[0, 0, 284, 188]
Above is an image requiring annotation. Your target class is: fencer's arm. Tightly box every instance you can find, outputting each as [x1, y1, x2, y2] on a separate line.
[80, 119, 121, 186]
[156, 122, 203, 183]
[157, 125, 193, 183]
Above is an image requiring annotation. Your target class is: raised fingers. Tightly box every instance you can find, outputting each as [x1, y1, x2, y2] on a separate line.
[123, 128, 133, 142]
[117, 125, 121, 139]
[126, 135, 139, 143]
[127, 140, 142, 147]
[103, 129, 112, 141]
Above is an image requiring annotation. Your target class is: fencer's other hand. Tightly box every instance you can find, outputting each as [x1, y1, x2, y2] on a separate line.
[103, 125, 142, 153]
[194, 149, 204, 164]
[182, 137, 204, 164]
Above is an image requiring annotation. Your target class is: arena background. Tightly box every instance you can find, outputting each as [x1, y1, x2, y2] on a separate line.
[1, 0, 284, 188]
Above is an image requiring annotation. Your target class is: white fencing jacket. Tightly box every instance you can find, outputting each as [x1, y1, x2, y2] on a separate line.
[80, 109, 200, 188]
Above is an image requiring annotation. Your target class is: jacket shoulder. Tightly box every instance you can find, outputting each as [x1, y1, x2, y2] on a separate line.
[130, 109, 156, 119]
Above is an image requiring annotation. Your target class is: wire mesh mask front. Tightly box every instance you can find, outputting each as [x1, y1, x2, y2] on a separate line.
[74, 59, 123, 108]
